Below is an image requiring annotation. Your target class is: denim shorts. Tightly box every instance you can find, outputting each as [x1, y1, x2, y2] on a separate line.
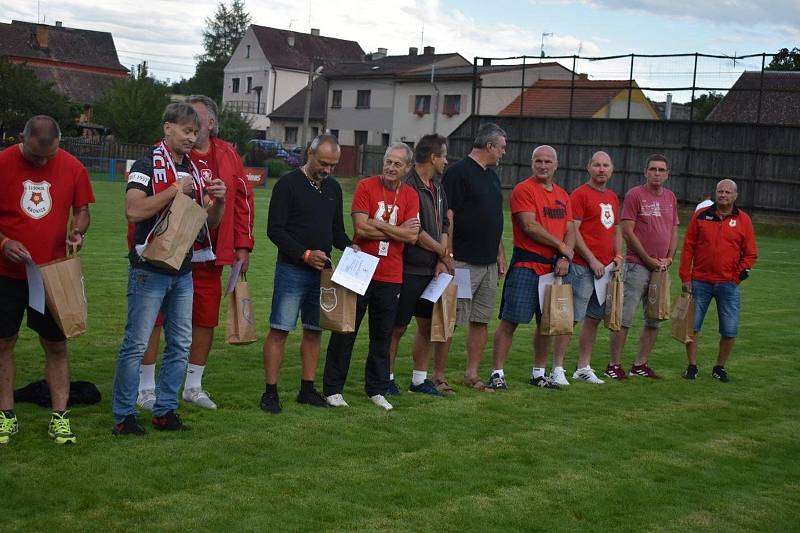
[566, 263, 604, 322]
[269, 261, 322, 331]
[692, 280, 740, 337]
[498, 266, 541, 324]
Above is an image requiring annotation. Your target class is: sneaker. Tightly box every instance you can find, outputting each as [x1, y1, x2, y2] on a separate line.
[604, 364, 628, 380]
[259, 392, 282, 414]
[297, 388, 329, 408]
[629, 364, 661, 379]
[48, 411, 77, 444]
[711, 366, 729, 383]
[683, 365, 699, 380]
[183, 387, 218, 410]
[529, 376, 561, 389]
[136, 388, 156, 410]
[112, 415, 146, 436]
[572, 367, 605, 384]
[151, 411, 189, 431]
[369, 394, 393, 411]
[385, 379, 401, 396]
[487, 372, 508, 390]
[0, 412, 18, 444]
[325, 393, 349, 407]
[550, 368, 570, 386]
[408, 379, 443, 396]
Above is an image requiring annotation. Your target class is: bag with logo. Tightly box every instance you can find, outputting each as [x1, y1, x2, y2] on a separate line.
[670, 292, 695, 344]
[430, 281, 458, 342]
[226, 273, 257, 345]
[540, 277, 574, 336]
[646, 270, 671, 320]
[320, 267, 357, 333]
[39, 246, 88, 338]
[142, 191, 208, 271]
[604, 269, 624, 331]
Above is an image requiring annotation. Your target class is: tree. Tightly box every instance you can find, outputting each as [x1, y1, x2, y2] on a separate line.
[201, 0, 251, 63]
[691, 91, 724, 121]
[766, 47, 800, 71]
[94, 62, 171, 144]
[217, 109, 253, 154]
[171, 59, 226, 102]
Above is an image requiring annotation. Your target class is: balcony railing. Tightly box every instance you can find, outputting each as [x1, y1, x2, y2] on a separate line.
[225, 100, 266, 115]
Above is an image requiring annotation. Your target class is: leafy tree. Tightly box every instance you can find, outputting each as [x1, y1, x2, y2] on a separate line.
[766, 47, 800, 71]
[201, 0, 251, 63]
[94, 62, 171, 144]
[171, 59, 226, 102]
[217, 109, 253, 154]
[692, 91, 724, 121]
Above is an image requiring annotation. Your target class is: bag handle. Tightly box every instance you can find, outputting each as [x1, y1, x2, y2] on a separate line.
[239, 272, 247, 282]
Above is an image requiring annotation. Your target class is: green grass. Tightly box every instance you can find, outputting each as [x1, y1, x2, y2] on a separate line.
[4, 178, 799, 532]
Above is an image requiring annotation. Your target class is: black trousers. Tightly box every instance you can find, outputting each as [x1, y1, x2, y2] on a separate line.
[323, 280, 400, 397]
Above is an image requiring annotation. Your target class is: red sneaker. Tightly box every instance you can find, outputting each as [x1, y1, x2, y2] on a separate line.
[604, 364, 628, 380]
[629, 364, 661, 379]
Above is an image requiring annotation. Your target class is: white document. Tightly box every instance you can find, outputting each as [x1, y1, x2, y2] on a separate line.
[331, 247, 379, 296]
[226, 259, 244, 294]
[537, 272, 555, 313]
[420, 273, 454, 303]
[25, 260, 46, 314]
[593, 263, 615, 306]
[454, 268, 472, 299]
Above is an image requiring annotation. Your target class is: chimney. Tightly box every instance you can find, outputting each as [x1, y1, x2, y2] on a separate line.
[665, 93, 673, 120]
[373, 47, 387, 60]
[423, 46, 435, 55]
[55, 21, 62, 27]
[310, 28, 320, 36]
[35, 24, 49, 49]
[482, 58, 492, 66]
[287, 32, 295, 47]
[409, 47, 418, 56]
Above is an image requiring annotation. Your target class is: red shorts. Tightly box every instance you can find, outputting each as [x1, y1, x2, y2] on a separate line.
[154, 263, 223, 328]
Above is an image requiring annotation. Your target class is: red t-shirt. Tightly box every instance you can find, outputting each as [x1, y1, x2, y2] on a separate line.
[570, 183, 619, 267]
[351, 175, 420, 283]
[510, 178, 572, 275]
[0, 146, 95, 279]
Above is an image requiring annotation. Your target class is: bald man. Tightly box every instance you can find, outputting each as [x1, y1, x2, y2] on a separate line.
[679, 179, 757, 382]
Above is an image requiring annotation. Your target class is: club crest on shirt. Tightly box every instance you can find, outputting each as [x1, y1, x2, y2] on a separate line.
[729, 219, 737, 227]
[599, 203, 614, 229]
[21, 180, 52, 219]
[200, 169, 213, 182]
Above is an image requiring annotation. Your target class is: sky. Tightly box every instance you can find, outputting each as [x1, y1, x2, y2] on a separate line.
[4, 0, 799, 102]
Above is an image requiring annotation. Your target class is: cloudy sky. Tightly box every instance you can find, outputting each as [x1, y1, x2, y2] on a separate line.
[4, 0, 798, 99]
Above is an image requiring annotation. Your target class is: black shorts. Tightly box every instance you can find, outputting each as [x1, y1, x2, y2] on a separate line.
[0, 277, 66, 342]
[394, 272, 435, 327]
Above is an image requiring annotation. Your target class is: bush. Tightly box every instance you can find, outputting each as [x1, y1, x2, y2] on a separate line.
[265, 158, 291, 178]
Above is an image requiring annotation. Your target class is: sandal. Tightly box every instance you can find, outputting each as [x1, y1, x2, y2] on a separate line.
[433, 378, 455, 396]
[462, 376, 494, 393]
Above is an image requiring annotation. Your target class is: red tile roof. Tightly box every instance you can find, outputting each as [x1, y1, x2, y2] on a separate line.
[499, 79, 637, 118]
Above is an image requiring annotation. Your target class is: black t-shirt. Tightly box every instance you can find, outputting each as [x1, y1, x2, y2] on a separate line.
[442, 156, 503, 264]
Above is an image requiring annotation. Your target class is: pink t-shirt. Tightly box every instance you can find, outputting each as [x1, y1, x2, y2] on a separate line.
[621, 184, 679, 266]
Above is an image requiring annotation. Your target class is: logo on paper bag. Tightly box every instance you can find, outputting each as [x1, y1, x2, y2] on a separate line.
[555, 297, 570, 319]
[241, 298, 253, 324]
[648, 283, 657, 304]
[600, 203, 614, 229]
[21, 180, 52, 219]
[320, 287, 338, 312]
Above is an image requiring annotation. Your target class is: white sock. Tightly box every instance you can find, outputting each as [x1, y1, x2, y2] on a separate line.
[532, 367, 546, 379]
[411, 370, 427, 386]
[578, 366, 591, 372]
[492, 368, 505, 378]
[389, 373, 395, 381]
[185, 364, 205, 390]
[139, 364, 156, 392]
[553, 366, 564, 373]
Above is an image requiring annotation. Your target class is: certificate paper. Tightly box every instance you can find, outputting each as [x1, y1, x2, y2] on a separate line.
[420, 273, 454, 303]
[537, 272, 555, 313]
[593, 263, 615, 306]
[226, 259, 244, 294]
[454, 268, 472, 299]
[331, 247, 379, 296]
[25, 260, 46, 314]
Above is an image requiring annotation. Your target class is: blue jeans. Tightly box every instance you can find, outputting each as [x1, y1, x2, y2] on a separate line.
[112, 267, 193, 423]
[269, 260, 322, 331]
[692, 280, 740, 337]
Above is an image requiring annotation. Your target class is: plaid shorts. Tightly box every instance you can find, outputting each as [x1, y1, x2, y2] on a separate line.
[498, 266, 541, 324]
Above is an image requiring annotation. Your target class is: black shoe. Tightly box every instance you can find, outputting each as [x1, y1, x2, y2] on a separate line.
[260, 392, 282, 414]
[683, 365, 698, 380]
[151, 411, 189, 431]
[112, 415, 146, 436]
[487, 372, 508, 390]
[385, 379, 401, 396]
[297, 388, 329, 408]
[528, 376, 561, 389]
[711, 366, 729, 383]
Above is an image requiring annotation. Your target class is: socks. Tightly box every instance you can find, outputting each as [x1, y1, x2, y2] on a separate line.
[577, 366, 591, 372]
[389, 373, 395, 381]
[139, 364, 156, 392]
[300, 379, 314, 393]
[492, 368, 505, 378]
[532, 367, 546, 379]
[184, 364, 205, 390]
[265, 383, 278, 395]
[411, 370, 427, 386]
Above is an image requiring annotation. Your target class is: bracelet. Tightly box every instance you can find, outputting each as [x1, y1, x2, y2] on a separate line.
[303, 250, 311, 263]
[0, 237, 9, 252]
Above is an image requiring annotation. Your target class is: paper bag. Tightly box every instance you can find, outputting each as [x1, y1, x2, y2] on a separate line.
[319, 268, 357, 333]
[430, 281, 457, 342]
[39, 251, 88, 338]
[540, 277, 574, 336]
[226, 273, 257, 345]
[142, 191, 208, 271]
[670, 292, 695, 344]
[604, 270, 624, 331]
[646, 270, 671, 320]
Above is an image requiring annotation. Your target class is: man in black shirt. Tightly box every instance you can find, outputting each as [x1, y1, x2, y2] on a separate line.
[261, 135, 353, 414]
[442, 123, 507, 392]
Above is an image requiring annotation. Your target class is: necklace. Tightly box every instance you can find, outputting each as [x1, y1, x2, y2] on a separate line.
[380, 177, 401, 222]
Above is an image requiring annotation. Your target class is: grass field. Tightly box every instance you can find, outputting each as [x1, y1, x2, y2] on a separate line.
[4, 177, 799, 531]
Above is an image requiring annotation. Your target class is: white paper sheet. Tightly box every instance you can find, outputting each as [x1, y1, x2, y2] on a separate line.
[593, 263, 615, 306]
[331, 247, 379, 296]
[226, 259, 243, 294]
[454, 268, 472, 299]
[25, 260, 45, 314]
[420, 273, 454, 303]
[537, 272, 555, 313]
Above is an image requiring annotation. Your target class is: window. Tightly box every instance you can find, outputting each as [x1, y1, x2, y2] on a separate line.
[246, 76, 253, 93]
[246, 44, 251, 58]
[330, 129, 339, 138]
[354, 130, 368, 146]
[444, 94, 461, 116]
[312, 127, 319, 138]
[356, 90, 371, 109]
[285, 127, 298, 145]
[382, 133, 390, 146]
[414, 95, 431, 115]
[232, 77, 240, 93]
[331, 90, 342, 108]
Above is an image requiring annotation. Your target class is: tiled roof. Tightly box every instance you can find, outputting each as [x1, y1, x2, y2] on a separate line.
[269, 77, 327, 121]
[705, 71, 800, 125]
[324, 53, 469, 78]
[251, 25, 364, 71]
[499, 79, 635, 118]
[25, 64, 120, 104]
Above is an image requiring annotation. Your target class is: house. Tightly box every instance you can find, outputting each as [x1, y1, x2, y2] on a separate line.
[268, 77, 327, 148]
[706, 71, 800, 125]
[222, 25, 364, 133]
[498, 79, 659, 120]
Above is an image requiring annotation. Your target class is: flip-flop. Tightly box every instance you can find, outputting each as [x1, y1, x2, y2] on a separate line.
[462, 376, 494, 393]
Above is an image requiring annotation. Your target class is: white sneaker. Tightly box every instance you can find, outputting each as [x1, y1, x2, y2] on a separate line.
[572, 367, 605, 384]
[136, 389, 156, 410]
[326, 393, 349, 407]
[550, 367, 570, 386]
[369, 394, 393, 411]
[182, 388, 218, 409]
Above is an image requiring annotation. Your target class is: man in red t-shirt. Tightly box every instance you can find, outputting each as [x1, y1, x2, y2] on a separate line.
[489, 145, 574, 390]
[0, 116, 95, 445]
[322, 143, 420, 411]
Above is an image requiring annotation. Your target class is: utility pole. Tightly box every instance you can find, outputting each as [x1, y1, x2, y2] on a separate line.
[300, 59, 315, 148]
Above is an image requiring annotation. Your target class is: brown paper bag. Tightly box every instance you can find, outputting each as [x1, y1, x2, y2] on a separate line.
[540, 277, 574, 336]
[142, 191, 208, 271]
[430, 281, 457, 342]
[670, 292, 695, 344]
[604, 270, 624, 331]
[646, 270, 671, 320]
[319, 268, 357, 333]
[39, 250, 88, 338]
[226, 273, 257, 345]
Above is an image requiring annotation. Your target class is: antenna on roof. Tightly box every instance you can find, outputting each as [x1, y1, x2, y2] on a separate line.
[420, 23, 424, 51]
[307, 0, 311, 31]
[540, 32, 553, 62]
